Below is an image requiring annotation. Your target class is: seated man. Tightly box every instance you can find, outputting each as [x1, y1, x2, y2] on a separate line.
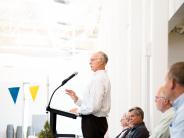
[125, 107, 149, 138]
[116, 113, 131, 138]
[150, 86, 175, 138]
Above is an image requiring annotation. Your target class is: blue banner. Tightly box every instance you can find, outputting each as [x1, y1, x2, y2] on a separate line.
[8, 87, 20, 104]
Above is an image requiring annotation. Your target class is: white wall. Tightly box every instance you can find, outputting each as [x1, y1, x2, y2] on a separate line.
[0, 54, 48, 137]
[150, 0, 169, 132]
[98, 0, 168, 137]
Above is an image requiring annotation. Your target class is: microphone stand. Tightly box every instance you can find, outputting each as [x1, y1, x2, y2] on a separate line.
[46, 77, 78, 138]
[46, 83, 63, 111]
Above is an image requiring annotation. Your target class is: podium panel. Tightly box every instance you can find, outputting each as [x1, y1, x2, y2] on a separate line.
[46, 107, 79, 138]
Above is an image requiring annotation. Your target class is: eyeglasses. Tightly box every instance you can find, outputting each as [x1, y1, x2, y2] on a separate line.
[90, 58, 102, 62]
[155, 96, 166, 100]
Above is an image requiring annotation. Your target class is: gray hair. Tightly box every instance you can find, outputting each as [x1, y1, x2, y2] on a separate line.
[129, 107, 144, 120]
[97, 51, 108, 64]
[168, 62, 184, 87]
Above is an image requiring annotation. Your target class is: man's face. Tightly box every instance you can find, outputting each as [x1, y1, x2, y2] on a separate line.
[154, 87, 165, 111]
[155, 93, 165, 112]
[120, 114, 129, 128]
[129, 111, 142, 126]
[89, 53, 104, 72]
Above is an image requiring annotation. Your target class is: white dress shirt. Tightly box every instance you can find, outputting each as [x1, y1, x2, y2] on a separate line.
[150, 107, 175, 138]
[75, 70, 111, 117]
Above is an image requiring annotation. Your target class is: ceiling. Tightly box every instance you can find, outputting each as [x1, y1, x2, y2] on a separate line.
[0, 0, 103, 57]
[169, 3, 184, 34]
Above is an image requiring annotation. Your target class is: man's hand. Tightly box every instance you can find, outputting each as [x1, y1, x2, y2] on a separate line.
[69, 108, 78, 114]
[65, 89, 78, 102]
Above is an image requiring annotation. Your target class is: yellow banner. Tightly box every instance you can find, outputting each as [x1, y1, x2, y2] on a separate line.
[29, 85, 39, 101]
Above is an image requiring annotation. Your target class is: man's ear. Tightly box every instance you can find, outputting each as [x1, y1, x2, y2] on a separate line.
[99, 60, 105, 66]
[163, 99, 169, 104]
[171, 79, 176, 90]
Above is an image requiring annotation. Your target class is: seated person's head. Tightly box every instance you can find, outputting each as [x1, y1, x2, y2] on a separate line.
[128, 107, 144, 127]
[155, 86, 172, 113]
[120, 113, 130, 128]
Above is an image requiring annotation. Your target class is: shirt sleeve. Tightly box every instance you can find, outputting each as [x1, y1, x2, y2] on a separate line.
[75, 97, 82, 106]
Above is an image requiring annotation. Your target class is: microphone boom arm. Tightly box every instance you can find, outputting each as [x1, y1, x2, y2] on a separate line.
[46, 72, 78, 110]
[47, 84, 63, 110]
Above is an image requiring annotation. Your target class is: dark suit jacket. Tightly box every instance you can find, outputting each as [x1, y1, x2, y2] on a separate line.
[115, 128, 130, 138]
[125, 122, 149, 138]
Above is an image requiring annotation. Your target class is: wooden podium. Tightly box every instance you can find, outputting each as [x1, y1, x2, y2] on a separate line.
[46, 106, 79, 138]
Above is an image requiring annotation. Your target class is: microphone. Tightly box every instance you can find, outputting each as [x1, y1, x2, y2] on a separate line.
[61, 72, 78, 86]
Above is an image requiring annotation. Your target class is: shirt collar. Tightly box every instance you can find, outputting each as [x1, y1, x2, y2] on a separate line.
[93, 70, 106, 74]
[132, 122, 145, 130]
[173, 93, 184, 110]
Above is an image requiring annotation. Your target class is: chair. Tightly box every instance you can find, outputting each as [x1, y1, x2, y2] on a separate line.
[27, 126, 34, 138]
[16, 126, 23, 138]
[6, 124, 14, 138]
